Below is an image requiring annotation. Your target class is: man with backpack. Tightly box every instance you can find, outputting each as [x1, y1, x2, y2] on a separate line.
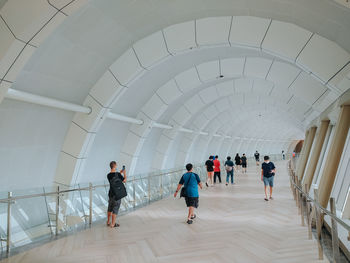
[107, 161, 127, 228]
[174, 163, 203, 224]
[224, 156, 235, 185]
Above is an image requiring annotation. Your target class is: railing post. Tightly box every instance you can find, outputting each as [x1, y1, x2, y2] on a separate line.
[330, 197, 340, 262]
[6, 192, 12, 253]
[89, 183, 93, 226]
[160, 174, 163, 199]
[148, 176, 151, 203]
[314, 188, 324, 260]
[300, 189, 305, 226]
[55, 186, 59, 236]
[295, 177, 300, 213]
[133, 179, 136, 208]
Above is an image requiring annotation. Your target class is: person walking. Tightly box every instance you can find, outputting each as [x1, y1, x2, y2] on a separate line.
[224, 156, 235, 185]
[261, 156, 276, 201]
[254, 151, 260, 166]
[174, 163, 203, 224]
[234, 153, 241, 172]
[205, 156, 214, 187]
[107, 161, 127, 228]
[282, 150, 285, 160]
[213, 155, 221, 184]
[241, 154, 247, 174]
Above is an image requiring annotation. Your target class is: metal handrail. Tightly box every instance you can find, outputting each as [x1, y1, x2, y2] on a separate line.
[289, 172, 350, 232]
[0, 166, 196, 203]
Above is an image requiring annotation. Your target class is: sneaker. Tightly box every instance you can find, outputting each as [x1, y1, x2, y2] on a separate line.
[205, 182, 209, 187]
[191, 214, 196, 220]
[187, 219, 193, 224]
[225, 183, 228, 186]
[264, 198, 269, 201]
[113, 223, 120, 228]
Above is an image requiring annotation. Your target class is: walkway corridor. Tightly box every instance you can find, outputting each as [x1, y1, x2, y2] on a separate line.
[3, 161, 328, 263]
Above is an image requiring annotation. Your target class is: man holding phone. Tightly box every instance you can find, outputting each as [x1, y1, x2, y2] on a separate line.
[107, 161, 126, 228]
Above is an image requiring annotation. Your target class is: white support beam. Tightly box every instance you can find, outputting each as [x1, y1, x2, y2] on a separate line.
[5, 88, 91, 114]
[107, 112, 144, 125]
[152, 122, 173, 129]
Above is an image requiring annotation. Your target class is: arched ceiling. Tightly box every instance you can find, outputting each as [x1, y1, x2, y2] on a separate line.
[1, 0, 350, 188]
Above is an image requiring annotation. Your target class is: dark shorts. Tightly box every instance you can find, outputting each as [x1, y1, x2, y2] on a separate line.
[242, 163, 247, 168]
[185, 197, 199, 208]
[108, 198, 121, 214]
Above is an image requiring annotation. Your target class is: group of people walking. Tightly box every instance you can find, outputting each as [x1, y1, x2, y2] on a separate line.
[106, 151, 276, 226]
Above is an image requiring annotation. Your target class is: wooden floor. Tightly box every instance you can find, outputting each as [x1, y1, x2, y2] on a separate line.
[3, 161, 328, 263]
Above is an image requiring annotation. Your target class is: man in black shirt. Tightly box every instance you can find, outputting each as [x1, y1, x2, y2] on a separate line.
[205, 156, 214, 187]
[107, 161, 126, 228]
[261, 156, 276, 201]
[241, 154, 247, 174]
[254, 151, 260, 166]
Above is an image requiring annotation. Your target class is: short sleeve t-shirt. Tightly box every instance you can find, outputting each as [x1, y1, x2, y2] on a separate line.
[179, 172, 201, 197]
[241, 156, 247, 164]
[224, 160, 234, 167]
[213, 159, 221, 172]
[205, 160, 214, 172]
[107, 172, 124, 198]
[254, 153, 260, 160]
[261, 162, 276, 178]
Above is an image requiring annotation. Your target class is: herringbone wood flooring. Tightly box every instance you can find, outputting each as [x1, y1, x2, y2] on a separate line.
[3, 161, 328, 263]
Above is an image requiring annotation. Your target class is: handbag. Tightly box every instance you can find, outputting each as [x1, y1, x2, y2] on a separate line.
[180, 173, 193, 198]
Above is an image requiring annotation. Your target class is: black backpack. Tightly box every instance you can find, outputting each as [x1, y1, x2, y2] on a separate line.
[110, 174, 127, 201]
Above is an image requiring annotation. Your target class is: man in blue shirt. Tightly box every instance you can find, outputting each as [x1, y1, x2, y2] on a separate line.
[174, 163, 203, 224]
[261, 156, 276, 201]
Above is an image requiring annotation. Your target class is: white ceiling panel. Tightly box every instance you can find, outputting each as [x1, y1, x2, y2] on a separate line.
[203, 104, 219, 120]
[270, 87, 292, 103]
[244, 57, 272, 79]
[229, 16, 270, 48]
[196, 60, 220, 82]
[234, 78, 253, 93]
[196, 16, 231, 46]
[142, 94, 167, 120]
[312, 90, 338, 113]
[184, 95, 205, 114]
[172, 106, 191, 125]
[252, 79, 274, 94]
[193, 114, 209, 130]
[296, 34, 350, 83]
[289, 72, 327, 105]
[174, 67, 201, 93]
[244, 94, 259, 105]
[215, 98, 230, 111]
[220, 57, 245, 78]
[262, 20, 312, 61]
[109, 48, 143, 86]
[229, 93, 244, 105]
[336, 77, 350, 93]
[216, 81, 234, 97]
[199, 86, 219, 103]
[288, 96, 310, 115]
[89, 71, 123, 107]
[267, 61, 301, 89]
[163, 21, 196, 54]
[133, 31, 169, 68]
[156, 79, 183, 105]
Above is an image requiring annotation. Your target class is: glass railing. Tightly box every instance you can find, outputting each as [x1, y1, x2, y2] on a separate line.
[0, 154, 285, 255]
[0, 164, 207, 254]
